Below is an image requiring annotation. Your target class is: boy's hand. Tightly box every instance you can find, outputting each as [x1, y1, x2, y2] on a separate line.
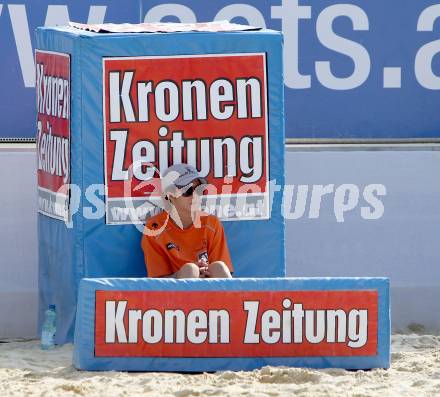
[197, 259, 210, 278]
[199, 266, 210, 278]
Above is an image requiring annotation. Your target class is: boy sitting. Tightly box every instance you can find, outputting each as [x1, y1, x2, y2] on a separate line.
[141, 163, 233, 279]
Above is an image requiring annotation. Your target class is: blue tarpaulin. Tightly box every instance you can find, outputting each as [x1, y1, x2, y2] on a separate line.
[36, 25, 285, 344]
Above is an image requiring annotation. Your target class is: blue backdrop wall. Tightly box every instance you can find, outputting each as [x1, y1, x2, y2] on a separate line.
[2, 0, 440, 139]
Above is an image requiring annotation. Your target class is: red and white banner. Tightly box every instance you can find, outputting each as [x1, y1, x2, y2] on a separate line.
[95, 290, 378, 358]
[103, 53, 269, 224]
[36, 50, 71, 221]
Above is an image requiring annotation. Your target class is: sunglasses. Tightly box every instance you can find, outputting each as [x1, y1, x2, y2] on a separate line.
[181, 182, 202, 197]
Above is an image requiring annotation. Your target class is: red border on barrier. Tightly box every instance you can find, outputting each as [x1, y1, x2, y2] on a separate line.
[95, 290, 378, 358]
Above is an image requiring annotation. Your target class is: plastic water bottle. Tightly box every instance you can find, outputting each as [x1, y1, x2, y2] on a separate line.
[41, 304, 56, 350]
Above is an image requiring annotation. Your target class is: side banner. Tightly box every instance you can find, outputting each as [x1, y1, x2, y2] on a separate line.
[95, 290, 377, 358]
[103, 53, 269, 224]
[36, 50, 71, 221]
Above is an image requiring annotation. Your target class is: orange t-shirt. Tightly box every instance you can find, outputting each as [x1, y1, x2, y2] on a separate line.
[141, 211, 233, 277]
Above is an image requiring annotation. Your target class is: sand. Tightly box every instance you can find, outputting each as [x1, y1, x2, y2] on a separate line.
[0, 334, 439, 397]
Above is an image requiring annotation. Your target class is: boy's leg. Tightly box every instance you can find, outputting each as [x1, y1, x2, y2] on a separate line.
[208, 261, 232, 278]
[175, 263, 200, 278]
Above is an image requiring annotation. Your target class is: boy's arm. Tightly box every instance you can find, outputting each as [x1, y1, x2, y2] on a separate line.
[208, 218, 234, 272]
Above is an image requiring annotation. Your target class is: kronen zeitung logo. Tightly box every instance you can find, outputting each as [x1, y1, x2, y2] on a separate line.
[104, 297, 368, 348]
[107, 66, 264, 183]
[103, 54, 269, 224]
[36, 50, 71, 222]
[36, 61, 70, 183]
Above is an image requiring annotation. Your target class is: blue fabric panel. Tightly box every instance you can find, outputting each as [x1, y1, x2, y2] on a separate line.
[73, 277, 390, 371]
[36, 26, 285, 345]
[37, 215, 76, 343]
[77, 29, 285, 280]
[35, 28, 82, 344]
